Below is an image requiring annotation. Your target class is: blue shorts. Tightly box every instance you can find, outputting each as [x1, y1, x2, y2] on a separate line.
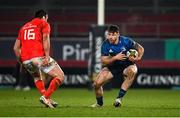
[106, 61, 134, 78]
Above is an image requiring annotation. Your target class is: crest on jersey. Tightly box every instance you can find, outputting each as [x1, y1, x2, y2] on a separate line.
[109, 49, 113, 53]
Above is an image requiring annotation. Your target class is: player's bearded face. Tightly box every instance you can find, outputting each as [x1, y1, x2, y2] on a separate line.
[107, 32, 119, 44]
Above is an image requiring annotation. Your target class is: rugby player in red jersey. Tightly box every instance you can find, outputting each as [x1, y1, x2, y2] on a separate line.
[13, 9, 64, 108]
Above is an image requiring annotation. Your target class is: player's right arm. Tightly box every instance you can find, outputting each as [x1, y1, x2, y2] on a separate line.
[101, 52, 127, 66]
[101, 56, 116, 65]
[14, 39, 21, 62]
[14, 31, 21, 63]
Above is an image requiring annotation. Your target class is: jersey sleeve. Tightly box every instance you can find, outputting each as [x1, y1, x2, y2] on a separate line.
[42, 22, 50, 34]
[101, 42, 109, 56]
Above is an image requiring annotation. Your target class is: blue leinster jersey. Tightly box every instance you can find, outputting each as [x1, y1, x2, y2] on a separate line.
[101, 36, 135, 66]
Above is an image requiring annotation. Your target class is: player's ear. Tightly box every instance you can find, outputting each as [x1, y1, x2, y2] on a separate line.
[42, 16, 47, 21]
[45, 15, 48, 21]
[117, 32, 120, 37]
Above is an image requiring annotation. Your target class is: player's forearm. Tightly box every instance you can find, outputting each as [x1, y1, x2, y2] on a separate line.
[43, 34, 50, 57]
[13, 40, 21, 59]
[101, 56, 116, 65]
[14, 49, 20, 58]
[13, 48, 21, 63]
[136, 44, 144, 60]
[43, 43, 50, 57]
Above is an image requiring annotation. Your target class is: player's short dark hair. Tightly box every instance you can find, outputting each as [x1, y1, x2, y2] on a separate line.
[107, 25, 119, 33]
[34, 9, 47, 18]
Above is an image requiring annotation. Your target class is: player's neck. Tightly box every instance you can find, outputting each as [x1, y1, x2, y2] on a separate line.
[114, 38, 119, 44]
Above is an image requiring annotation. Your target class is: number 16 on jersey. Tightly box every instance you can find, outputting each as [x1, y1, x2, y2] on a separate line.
[24, 29, 35, 40]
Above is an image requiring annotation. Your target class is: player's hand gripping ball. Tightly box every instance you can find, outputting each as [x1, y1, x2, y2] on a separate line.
[126, 49, 138, 58]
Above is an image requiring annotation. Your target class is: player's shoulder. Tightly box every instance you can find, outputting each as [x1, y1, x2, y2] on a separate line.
[19, 21, 30, 31]
[41, 19, 49, 25]
[120, 35, 132, 41]
[41, 20, 50, 28]
[103, 39, 108, 43]
[120, 35, 134, 43]
[102, 39, 109, 47]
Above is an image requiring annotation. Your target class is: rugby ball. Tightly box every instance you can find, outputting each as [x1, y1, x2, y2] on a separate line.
[126, 49, 138, 58]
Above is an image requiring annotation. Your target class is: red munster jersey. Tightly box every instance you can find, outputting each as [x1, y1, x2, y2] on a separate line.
[17, 18, 50, 61]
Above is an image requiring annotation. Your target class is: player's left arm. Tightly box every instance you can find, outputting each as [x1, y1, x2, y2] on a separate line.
[43, 33, 50, 58]
[42, 22, 51, 65]
[13, 39, 21, 63]
[42, 33, 50, 66]
[134, 42, 144, 61]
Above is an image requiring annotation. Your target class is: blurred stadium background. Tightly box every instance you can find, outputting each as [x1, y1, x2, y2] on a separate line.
[0, 0, 180, 89]
[0, 0, 180, 116]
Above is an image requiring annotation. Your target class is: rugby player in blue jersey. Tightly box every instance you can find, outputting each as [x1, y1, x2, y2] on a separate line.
[91, 25, 144, 107]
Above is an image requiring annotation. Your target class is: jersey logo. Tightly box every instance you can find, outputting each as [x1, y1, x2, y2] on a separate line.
[109, 49, 113, 53]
